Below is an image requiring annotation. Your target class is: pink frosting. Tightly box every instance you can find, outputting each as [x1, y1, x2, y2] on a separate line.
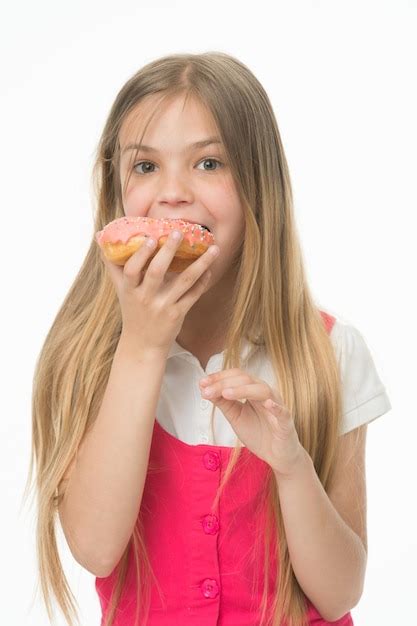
[95, 216, 215, 248]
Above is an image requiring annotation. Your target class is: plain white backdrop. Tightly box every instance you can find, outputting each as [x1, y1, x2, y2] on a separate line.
[1, 0, 415, 624]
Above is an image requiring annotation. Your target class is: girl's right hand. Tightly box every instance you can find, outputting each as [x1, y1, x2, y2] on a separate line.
[100, 229, 219, 356]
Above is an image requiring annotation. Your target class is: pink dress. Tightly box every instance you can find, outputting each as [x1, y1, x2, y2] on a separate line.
[95, 311, 354, 625]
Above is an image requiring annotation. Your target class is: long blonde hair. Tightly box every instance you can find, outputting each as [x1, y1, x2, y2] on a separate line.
[24, 52, 347, 626]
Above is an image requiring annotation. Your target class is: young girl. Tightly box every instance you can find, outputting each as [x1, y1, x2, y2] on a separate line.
[26, 52, 391, 626]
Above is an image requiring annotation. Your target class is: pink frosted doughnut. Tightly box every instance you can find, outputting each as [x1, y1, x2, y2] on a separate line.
[95, 216, 215, 272]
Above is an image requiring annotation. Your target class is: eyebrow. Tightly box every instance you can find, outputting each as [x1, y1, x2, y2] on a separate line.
[121, 137, 222, 155]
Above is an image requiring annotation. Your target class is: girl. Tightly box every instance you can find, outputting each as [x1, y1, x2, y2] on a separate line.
[25, 52, 391, 626]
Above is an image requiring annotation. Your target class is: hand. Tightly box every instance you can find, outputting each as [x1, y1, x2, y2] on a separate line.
[199, 368, 305, 478]
[100, 229, 219, 355]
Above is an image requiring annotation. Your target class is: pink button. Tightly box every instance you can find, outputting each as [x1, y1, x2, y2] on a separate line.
[202, 514, 220, 535]
[203, 451, 220, 471]
[201, 578, 219, 598]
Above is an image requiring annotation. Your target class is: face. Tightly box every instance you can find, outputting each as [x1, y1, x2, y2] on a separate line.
[118, 94, 245, 284]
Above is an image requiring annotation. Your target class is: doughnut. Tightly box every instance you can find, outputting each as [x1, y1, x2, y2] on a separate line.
[95, 216, 216, 273]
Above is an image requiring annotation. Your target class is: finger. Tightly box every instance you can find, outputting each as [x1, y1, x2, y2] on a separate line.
[199, 374, 252, 398]
[220, 382, 269, 401]
[123, 235, 161, 289]
[202, 379, 269, 403]
[140, 230, 185, 290]
[200, 368, 243, 385]
[262, 398, 292, 423]
[167, 242, 220, 306]
[175, 267, 213, 311]
[262, 398, 283, 411]
[99, 237, 155, 292]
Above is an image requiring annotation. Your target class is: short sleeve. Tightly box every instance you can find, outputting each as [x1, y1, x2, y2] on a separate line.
[330, 319, 392, 436]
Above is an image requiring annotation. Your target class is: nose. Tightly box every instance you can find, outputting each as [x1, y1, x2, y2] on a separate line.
[156, 170, 194, 206]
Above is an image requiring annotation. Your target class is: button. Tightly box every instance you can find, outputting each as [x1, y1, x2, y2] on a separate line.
[200, 433, 209, 443]
[203, 451, 220, 471]
[201, 578, 219, 599]
[202, 514, 219, 535]
[200, 398, 210, 410]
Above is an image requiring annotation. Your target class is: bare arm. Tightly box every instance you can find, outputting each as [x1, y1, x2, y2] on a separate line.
[58, 335, 167, 577]
[274, 439, 367, 622]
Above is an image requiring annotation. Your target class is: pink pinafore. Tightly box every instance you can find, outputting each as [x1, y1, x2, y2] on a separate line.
[95, 312, 354, 625]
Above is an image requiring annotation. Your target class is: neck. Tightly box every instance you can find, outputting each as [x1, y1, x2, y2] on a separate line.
[176, 267, 236, 351]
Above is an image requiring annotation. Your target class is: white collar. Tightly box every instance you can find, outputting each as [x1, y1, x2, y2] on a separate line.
[167, 336, 261, 365]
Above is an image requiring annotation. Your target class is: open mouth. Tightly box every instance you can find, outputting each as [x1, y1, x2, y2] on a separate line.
[164, 217, 212, 233]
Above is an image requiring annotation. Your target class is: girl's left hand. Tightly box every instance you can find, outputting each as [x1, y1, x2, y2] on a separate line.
[199, 368, 306, 478]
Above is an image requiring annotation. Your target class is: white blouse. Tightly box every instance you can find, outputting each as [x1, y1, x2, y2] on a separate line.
[156, 315, 392, 446]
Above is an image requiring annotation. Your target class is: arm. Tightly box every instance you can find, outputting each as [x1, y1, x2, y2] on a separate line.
[58, 335, 167, 577]
[275, 426, 368, 622]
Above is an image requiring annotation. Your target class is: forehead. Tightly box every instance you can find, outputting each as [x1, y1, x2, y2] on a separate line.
[118, 94, 219, 147]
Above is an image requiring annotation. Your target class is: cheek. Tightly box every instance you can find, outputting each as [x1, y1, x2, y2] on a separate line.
[207, 184, 234, 213]
[214, 231, 242, 269]
[122, 183, 151, 217]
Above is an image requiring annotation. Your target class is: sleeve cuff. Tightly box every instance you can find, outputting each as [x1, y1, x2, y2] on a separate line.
[340, 388, 392, 435]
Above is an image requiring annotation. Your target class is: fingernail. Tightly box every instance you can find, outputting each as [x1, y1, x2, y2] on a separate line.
[172, 230, 182, 240]
[147, 237, 156, 248]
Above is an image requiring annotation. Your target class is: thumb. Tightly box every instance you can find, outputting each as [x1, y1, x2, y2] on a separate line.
[211, 396, 245, 425]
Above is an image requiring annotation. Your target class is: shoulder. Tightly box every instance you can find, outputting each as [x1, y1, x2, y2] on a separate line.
[328, 315, 383, 379]
[325, 313, 392, 435]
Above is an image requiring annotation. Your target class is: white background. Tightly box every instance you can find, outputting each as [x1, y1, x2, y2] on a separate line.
[1, 0, 415, 624]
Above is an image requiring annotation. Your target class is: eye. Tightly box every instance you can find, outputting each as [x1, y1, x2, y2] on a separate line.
[133, 161, 156, 175]
[196, 158, 223, 172]
[132, 157, 224, 175]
